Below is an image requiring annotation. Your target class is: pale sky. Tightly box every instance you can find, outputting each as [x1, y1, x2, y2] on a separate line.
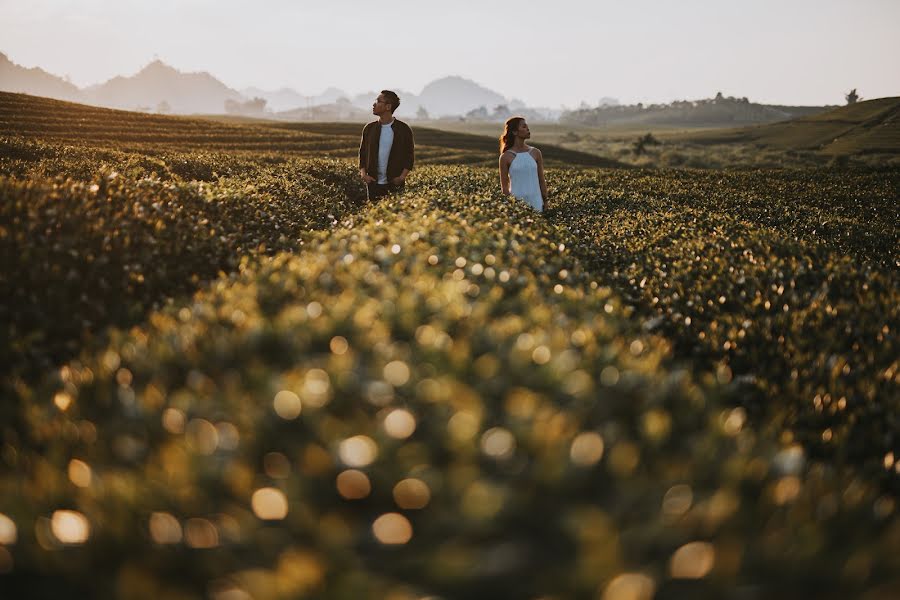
[1, 0, 898, 108]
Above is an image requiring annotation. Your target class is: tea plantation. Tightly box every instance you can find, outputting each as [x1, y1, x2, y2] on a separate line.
[0, 93, 898, 599]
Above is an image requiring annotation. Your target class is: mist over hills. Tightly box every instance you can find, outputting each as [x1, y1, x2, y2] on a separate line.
[1, 51, 840, 126]
[0, 52, 82, 103]
[82, 60, 245, 114]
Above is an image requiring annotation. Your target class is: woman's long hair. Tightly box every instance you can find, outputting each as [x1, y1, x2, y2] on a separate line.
[499, 116, 525, 154]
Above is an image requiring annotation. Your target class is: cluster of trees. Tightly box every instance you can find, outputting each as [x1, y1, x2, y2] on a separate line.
[463, 104, 515, 121]
[560, 93, 823, 127]
[224, 97, 267, 116]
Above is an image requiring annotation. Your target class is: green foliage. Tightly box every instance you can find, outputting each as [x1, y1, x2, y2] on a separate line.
[1, 92, 619, 169]
[5, 183, 898, 599]
[1, 93, 899, 598]
[543, 168, 899, 486]
[632, 133, 661, 156]
[0, 155, 364, 379]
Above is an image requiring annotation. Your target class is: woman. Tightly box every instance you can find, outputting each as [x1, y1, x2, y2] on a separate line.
[499, 116, 548, 212]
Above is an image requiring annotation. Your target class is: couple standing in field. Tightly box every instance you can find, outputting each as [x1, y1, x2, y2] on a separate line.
[358, 90, 549, 211]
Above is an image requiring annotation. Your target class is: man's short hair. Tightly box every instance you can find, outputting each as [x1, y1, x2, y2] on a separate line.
[381, 90, 400, 113]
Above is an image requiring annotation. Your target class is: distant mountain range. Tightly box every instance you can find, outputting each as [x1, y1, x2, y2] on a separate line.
[1, 51, 834, 126]
[81, 60, 245, 114]
[0, 52, 539, 119]
[246, 76, 543, 120]
[0, 52, 82, 103]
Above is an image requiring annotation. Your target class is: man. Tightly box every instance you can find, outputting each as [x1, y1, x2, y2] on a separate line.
[358, 90, 415, 201]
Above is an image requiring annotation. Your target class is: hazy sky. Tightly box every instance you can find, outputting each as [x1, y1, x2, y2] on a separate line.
[2, 0, 898, 107]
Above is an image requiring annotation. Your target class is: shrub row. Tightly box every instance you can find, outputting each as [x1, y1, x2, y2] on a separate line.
[5, 191, 898, 598]
[1, 158, 365, 379]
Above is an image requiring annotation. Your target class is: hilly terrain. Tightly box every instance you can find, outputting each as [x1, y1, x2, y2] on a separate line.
[458, 98, 900, 169]
[0, 52, 82, 103]
[0, 92, 621, 168]
[0, 53, 535, 119]
[676, 96, 900, 156]
[80, 59, 245, 114]
[560, 93, 833, 129]
[0, 91, 898, 599]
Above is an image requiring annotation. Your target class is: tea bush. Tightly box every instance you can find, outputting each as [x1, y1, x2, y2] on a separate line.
[4, 191, 898, 599]
[1, 158, 365, 378]
[1, 95, 898, 598]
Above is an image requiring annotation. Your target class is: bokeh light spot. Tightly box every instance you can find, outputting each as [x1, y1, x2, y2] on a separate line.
[273, 390, 302, 420]
[480, 427, 516, 460]
[162, 407, 186, 434]
[264, 452, 291, 479]
[384, 409, 417, 439]
[186, 419, 219, 455]
[662, 484, 693, 518]
[51, 510, 90, 545]
[670, 541, 716, 579]
[67, 459, 92, 488]
[0, 514, 17, 545]
[448, 411, 479, 443]
[252, 487, 289, 520]
[372, 513, 412, 545]
[339, 435, 378, 467]
[383, 361, 411, 386]
[330, 336, 349, 355]
[336, 469, 371, 500]
[184, 518, 218, 548]
[393, 478, 431, 509]
[53, 392, 73, 411]
[302, 369, 332, 407]
[570, 432, 605, 467]
[149, 512, 183, 544]
[601, 572, 655, 600]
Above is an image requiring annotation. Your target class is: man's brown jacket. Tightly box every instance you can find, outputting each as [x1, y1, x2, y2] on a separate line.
[358, 119, 415, 181]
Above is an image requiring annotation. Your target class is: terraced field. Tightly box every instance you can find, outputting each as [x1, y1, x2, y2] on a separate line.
[680, 97, 900, 156]
[0, 93, 898, 600]
[0, 92, 621, 168]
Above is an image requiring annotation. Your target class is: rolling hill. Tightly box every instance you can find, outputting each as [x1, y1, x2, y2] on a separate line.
[0, 91, 624, 168]
[560, 94, 832, 129]
[679, 97, 900, 156]
[0, 52, 82, 102]
[81, 59, 245, 114]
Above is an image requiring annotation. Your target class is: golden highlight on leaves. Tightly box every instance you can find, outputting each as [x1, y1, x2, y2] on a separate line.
[372, 513, 413, 545]
[670, 541, 716, 579]
[338, 436, 378, 468]
[569, 432, 605, 467]
[149, 512, 183, 544]
[601, 573, 655, 600]
[51, 510, 90, 545]
[252, 488, 289, 520]
[0, 514, 17, 545]
[336, 470, 372, 500]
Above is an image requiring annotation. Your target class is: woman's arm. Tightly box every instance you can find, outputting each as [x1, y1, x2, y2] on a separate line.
[499, 153, 511, 195]
[534, 148, 549, 207]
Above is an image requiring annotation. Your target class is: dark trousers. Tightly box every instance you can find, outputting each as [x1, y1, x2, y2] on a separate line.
[366, 182, 404, 201]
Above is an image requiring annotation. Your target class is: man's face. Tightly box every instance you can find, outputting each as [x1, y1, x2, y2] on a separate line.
[372, 94, 392, 116]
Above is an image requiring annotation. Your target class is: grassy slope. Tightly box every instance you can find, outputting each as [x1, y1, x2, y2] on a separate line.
[1, 92, 898, 598]
[677, 97, 900, 155]
[0, 92, 623, 168]
[4, 175, 899, 599]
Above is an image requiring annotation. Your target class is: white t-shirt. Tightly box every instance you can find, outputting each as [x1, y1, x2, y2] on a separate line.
[377, 120, 394, 184]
